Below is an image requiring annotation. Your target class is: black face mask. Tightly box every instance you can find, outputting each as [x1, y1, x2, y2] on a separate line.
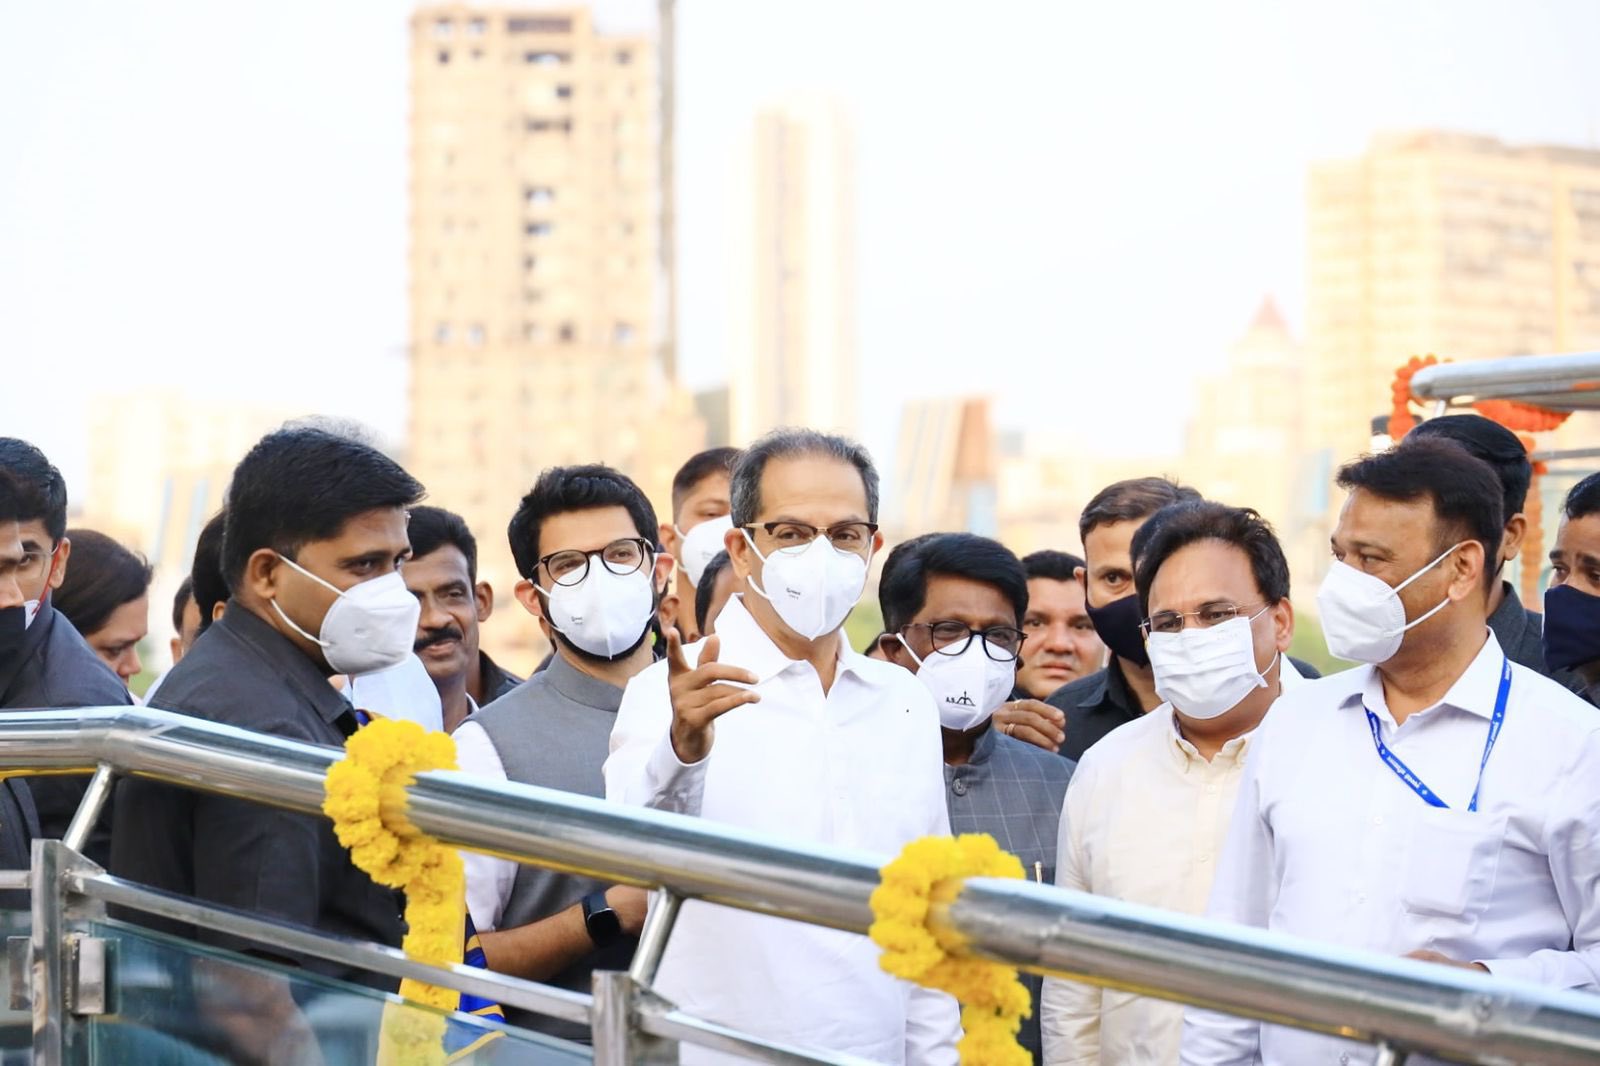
[0, 605, 29, 664]
[1084, 592, 1149, 669]
[1542, 584, 1600, 673]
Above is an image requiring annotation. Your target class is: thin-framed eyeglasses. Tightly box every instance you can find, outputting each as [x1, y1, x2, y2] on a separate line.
[1140, 602, 1268, 637]
[0, 550, 51, 585]
[899, 620, 1026, 663]
[742, 521, 878, 555]
[538, 537, 654, 587]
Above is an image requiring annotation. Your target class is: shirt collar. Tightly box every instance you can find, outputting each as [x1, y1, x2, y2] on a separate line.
[712, 595, 871, 684]
[1354, 628, 1506, 724]
[1161, 657, 1304, 768]
[545, 650, 625, 712]
[218, 601, 355, 727]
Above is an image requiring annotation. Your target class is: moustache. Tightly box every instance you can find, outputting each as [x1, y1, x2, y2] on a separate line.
[414, 626, 465, 652]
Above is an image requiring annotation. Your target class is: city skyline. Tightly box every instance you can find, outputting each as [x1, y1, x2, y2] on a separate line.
[5, 1, 1600, 526]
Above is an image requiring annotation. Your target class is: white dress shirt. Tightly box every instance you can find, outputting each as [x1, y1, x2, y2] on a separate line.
[454, 719, 514, 930]
[1180, 632, 1600, 1066]
[347, 653, 444, 732]
[1042, 662, 1305, 1066]
[605, 596, 961, 1065]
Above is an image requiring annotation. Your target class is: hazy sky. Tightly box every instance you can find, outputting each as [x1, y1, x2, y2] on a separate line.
[3, 0, 1598, 502]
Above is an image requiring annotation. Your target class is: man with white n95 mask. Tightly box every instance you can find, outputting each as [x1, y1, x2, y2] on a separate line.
[453, 464, 674, 1040]
[878, 531, 1075, 1064]
[1041, 501, 1303, 1066]
[1181, 438, 1600, 1066]
[606, 428, 960, 1065]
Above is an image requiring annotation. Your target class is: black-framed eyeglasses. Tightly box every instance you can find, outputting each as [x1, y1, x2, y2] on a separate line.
[899, 621, 1026, 663]
[1140, 602, 1266, 637]
[743, 521, 879, 555]
[537, 537, 654, 587]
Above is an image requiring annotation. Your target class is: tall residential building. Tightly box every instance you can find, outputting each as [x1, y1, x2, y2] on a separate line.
[408, 5, 704, 670]
[729, 96, 857, 444]
[1306, 131, 1600, 497]
[890, 397, 998, 539]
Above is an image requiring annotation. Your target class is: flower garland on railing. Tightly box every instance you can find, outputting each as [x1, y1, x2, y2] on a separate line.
[869, 834, 1032, 1066]
[323, 717, 462, 1066]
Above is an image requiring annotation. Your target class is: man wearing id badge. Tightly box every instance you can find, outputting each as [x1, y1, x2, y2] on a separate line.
[1181, 438, 1600, 1066]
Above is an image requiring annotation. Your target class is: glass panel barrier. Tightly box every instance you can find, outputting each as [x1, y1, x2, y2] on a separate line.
[0, 908, 29, 1057]
[76, 919, 591, 1065]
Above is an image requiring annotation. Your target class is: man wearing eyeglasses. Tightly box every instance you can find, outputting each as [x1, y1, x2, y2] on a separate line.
[454, 463, 673, 1039]
[0, 438, 130, 861]
[879, 531, 1075, 1064]
[1042, 501, 1303, 1066]
[607, 428, 960, 1065]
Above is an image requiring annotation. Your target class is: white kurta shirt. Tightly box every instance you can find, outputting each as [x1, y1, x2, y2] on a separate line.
[1180, 632, 1600, 1065]
[604, 595, 961, 1065]
[1042, 661, 1305, 1066]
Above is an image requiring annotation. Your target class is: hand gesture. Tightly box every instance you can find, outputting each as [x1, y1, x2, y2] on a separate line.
[666, 629, 760, 764]
[992, 699, 1066, 753]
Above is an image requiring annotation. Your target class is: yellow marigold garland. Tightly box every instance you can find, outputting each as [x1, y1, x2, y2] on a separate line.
[869, 834, 1032, 1066]
[323, 717, 463, 1066]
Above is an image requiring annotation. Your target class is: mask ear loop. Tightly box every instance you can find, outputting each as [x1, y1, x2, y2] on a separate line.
[268, 554, 337, 649]
[1392, 541, 1473, 634]
[895, 633, 926, 669]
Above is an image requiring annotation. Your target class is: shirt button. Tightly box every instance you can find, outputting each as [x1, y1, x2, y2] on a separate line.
[1340, 1055, 1351, 1066]
[952, 779, 968, 797]
[1357, 893, 1368, 904]
[1373, 815, 1384, 826]
[1198, 854, 1211, 864]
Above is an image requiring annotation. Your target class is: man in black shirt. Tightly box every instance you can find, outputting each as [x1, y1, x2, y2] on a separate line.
[0, 439, 129, 862]
[111, 427, 425, 1060]
[0, 470, 42, 887]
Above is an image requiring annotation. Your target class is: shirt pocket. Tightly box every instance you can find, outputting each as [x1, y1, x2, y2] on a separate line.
[1400, 808, 1506, 920]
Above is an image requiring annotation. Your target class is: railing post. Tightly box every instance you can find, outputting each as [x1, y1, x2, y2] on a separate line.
[29, 841, 103, 1064]
[628, 889, 681, 988]
[61, 764, 115, 855]
[592, 970, 677, 1065]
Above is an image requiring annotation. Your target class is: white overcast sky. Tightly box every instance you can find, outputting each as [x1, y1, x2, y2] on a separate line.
[3, 0, 1598, 502]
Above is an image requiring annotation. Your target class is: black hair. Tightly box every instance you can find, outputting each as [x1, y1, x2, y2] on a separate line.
[1022, 549, 1085, 583]
[878, 532, 1028, 633]
[1562, 472, 1600, 521]
[1132, 502, 1291, 618]
[192, 510, 228, 632]
[672, 448, 741, 518]
[0, 438, 68, 544]
[508, 464, 659, 580]
[1407, 415, 1532, 519]
[730, 428, 880, 527]
[1078, 476, 1201, 542]
[0, 468, 21, 524]
[172, 576, 194, 633]
[52, 529, 153, 638]
[408, 505, 478, 584]
[1337, 437, 1505, 588]
[221, 428, 424, 589]
[694, 550, 732, 634]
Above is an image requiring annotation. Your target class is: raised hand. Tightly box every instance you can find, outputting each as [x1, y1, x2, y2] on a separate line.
[666, 629, 760, 765]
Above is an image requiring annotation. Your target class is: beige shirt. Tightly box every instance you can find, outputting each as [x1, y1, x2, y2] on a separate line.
[1041, 663, 1304, 1066]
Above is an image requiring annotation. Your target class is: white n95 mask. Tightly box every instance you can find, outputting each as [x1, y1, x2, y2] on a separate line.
[1316, 543, 1464, 665]
[898, 636, 1015, 732]
[270, 557, 421, 676]
[676, 515, 734, 587]
[744, 532, 868, 641]
[539, 564, 656, 660]
[1147, 612, 1273, 721]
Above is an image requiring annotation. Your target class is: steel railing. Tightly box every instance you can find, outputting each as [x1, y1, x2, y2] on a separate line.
[2, 706, 1600, 1065]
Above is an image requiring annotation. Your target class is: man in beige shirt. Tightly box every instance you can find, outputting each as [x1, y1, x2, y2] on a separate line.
[1041, 501, 1304, 1065]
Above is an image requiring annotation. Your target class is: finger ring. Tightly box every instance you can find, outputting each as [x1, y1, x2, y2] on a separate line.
[1003, 723, 1014, 736]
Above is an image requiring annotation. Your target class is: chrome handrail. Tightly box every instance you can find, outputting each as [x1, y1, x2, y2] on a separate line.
[3, 705, 1600, 1065]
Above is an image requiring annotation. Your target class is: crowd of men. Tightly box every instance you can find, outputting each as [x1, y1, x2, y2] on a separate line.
[1, 412, 1599, 1065]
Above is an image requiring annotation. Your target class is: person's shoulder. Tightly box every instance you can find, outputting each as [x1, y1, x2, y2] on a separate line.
[148, 626, 299, 728]
[1075, 704, 1167, 771]
[1509, 662, 1600, 736]
[1044, 668, 1108, 712]
[992, 730, 1076, 782]
[478, 669, 553, 716]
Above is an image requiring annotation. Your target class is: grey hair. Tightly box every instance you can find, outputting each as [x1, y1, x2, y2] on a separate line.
[730, 428, 880, 527]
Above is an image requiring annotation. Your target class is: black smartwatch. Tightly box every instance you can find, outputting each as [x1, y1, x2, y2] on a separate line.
[582, 890, 622, 948]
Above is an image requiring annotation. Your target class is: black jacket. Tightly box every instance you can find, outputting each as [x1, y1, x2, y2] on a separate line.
[0, 602, 130, 862]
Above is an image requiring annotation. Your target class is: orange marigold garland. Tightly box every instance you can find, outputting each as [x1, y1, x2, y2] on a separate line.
[323, 717, 463, 1066]
[870, 835, 1032, 1066]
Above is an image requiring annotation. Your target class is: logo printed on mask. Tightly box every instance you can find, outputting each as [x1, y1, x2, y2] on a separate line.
[898, 635, 1016, 732]
[743, 531, 868, 641]
[538, 561, 655, 661]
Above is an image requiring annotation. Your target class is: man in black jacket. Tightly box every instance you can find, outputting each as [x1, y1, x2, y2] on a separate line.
[0, 469, 42, 892]
[0, 439, 129, 863]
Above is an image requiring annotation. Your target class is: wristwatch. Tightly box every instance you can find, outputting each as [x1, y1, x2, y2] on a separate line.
[582, 889, 622, 948]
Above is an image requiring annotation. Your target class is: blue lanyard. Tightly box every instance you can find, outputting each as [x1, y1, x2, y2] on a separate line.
[1363, 657, 1511, 813]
